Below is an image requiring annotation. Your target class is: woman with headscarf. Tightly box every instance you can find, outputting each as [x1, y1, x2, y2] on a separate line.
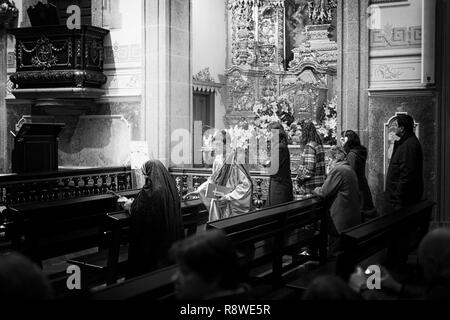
[340, 130, 377, 220]
[119, 159, 184, 278]
[265, 122, 293, 206]
[185, 130, 253, 222]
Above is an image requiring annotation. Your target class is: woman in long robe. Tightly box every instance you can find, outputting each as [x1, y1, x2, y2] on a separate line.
[186, 130, 253, 222]
[121, 160, 184, 278]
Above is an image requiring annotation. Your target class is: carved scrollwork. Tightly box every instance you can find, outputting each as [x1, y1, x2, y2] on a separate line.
[9, 70, 108, 89]
[288, 24, 337, 75]
[193, 67, 215, 83]
[230, 1, 256, 66]
[227, 69, 255, 111]
[260, 70, 277, 98]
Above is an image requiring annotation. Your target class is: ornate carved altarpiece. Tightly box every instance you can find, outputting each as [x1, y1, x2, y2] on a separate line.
[225, 0, 338, 126]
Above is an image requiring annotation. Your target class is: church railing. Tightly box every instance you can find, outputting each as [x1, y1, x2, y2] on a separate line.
[0, 166, 133, 207]
[169, 167, 306, 210]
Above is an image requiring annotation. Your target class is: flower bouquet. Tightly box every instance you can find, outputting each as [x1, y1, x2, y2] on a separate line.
[317, 95, 338, 146]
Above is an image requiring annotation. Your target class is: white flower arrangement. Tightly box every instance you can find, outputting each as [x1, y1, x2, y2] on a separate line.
[252, 94, 296, 142]
[317, 95, 338, 145]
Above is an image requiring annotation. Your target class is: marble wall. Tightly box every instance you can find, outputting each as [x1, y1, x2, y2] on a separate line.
[58, 115, 131, 168]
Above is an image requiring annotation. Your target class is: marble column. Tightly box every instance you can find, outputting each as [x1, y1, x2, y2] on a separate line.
[0, 28, 7, 173]
[336, 0, 369, 145]
[437, 0, 450, 227]
[143, 0, 192, 167]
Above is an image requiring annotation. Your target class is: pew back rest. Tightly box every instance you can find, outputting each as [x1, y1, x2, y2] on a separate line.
[209, 197, 324, 234]
[5, 190, 140, 261]
[206, 198, 327, 281]
[90, 264, 177, 300]
[337, 200, 435, 278]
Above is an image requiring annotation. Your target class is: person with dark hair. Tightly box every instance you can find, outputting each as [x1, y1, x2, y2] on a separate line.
[265, 122, 293, 206]
[303, 275, 361, 300]
[314, 146, 361, 253]
[170, 229, 251, 300]
[0, 251, 54, 300]
[341, 130, 377, 220]
[385, 114, 424, 214]
[296, 121, 326, 195]
[119, 159, 185, 278]
[185, 130, 253, 221]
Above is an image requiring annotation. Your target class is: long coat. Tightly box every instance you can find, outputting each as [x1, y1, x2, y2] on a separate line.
[314, 161, 361, 235]
[267, 141, 294, 206]
[347, 146, 375, 212]
[385, 131, 424, 214]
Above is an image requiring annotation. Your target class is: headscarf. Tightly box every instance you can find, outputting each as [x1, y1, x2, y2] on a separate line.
[128, 160, 184, 276]
[210, 150, 253, 189]
[137, 160, 184, 244]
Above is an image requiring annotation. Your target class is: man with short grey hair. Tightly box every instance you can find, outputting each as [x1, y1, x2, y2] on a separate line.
[385, 114, 424, 214]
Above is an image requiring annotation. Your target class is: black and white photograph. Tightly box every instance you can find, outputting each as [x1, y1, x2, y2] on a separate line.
[0, 0, 449, 313]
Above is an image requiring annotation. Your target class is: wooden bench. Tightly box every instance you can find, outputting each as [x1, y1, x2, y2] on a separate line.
[335, 199, 435, 279]
[67, 199, 205, 285]
[206, 197, 328, 288]
[3, 189, 140, 263]
[286, 200, 435, 291]
[89, 197, 328, 300]
[90, 265, 178, 300]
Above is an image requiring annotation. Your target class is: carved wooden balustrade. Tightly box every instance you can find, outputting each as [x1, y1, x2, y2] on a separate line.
[169, 167, 307, 210]
[0, 165, 309, 209]
[0, 167, 133, 207]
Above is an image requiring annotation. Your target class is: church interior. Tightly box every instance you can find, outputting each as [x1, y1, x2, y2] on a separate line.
[0, 0, 449, 302]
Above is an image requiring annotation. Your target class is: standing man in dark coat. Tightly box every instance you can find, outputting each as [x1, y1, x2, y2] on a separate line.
[384, 114, 424, 214]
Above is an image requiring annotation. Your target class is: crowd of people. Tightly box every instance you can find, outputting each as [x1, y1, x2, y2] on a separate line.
[0, 114, 435, 300]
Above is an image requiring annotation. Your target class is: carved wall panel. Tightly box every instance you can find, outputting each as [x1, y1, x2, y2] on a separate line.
[227, 69, 256, 112]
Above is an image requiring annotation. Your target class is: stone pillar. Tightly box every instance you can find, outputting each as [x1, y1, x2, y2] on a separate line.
[143, 0, 192, 167]
[437, 0, 450, 227]
[336, 0, 369, 145]
[0, 28, 7, 172]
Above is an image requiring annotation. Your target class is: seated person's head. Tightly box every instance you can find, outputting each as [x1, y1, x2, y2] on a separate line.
[170, 230, 240, 300]
[418, 228, 450, 283]
[0, 252, 54, 300]
[302, 275, 360, 300]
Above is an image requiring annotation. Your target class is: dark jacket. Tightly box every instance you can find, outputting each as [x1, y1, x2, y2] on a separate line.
[347, 146, 375, 211]
[314, 161, 361, 234]
[267, 141, 293, 206]
[128, 161, 184, 278]
[385, 131, 424, 214]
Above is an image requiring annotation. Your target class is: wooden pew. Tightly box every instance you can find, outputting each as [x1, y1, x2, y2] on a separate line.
[206, 197, 327, 287]
[67, 199, 205, 285]
[89, 197, 328, 300]
[286, 200, 435, 291]
[3, 190, 204, 265]
[90, 265, 178, 300]
[3, 189, 139, 263]
[335, 200, 435, 280]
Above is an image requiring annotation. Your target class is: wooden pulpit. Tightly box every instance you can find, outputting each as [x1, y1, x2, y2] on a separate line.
[12, 123, 64, 173]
